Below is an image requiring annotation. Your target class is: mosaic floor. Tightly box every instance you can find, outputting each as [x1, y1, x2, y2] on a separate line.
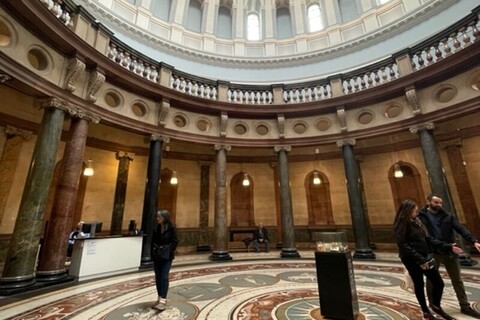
[1, 251, 480, 319]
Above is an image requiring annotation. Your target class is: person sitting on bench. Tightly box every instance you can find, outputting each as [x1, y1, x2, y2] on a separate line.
[253, 222, 269, 252]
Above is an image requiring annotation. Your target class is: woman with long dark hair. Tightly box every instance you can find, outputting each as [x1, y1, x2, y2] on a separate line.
[151, 210, 178, 311]
[394, 199, 462, 320]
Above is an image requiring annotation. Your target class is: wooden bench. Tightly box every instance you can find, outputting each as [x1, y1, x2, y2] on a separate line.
[228, 241, 253, 252]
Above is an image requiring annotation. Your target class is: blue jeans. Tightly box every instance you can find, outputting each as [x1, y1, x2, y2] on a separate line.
[153, 259, 173, 298]
[254, 239, 269, 252]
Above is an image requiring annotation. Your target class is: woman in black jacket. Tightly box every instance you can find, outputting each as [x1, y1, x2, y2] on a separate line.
[151, 210, 178, 311]
[394, 199, 462, 320]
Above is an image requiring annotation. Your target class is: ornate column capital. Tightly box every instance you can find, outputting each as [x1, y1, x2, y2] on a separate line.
[0, 74, 12, 83]
[214, 144, 231, 151]
[37, 97, 69, 112]
[336, 139, 356, 147]
[274, 145, 291, 153]
[66, 104, 101, 123]
[5, 125, 33, 140]
[149, 134, 170, 143]
[409, 122, 435, 134]
[439, 138, 462, 149]
[116, 151, 135, 161]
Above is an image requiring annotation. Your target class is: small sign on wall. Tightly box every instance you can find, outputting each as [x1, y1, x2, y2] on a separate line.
[86, 241, 96, 255]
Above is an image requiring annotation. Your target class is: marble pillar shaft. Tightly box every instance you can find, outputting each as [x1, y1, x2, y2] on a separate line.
[341, 144, 372, 252]
[198, 163, 210, 245]
[418, 129, 455, 213]
[2, 107, 65, 279]
[37, 117, 89, 275]
[0, 126, 6, 158]
[213, 147, 228, 252]
[140, 139, 162, 263]
[277, 149, 295, 249]
[443, 144, 480, 237]
[111, 154, 132, 235]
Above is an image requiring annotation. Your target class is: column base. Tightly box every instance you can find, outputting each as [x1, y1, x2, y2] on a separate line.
[196, 245, 211, 252]
[0, 274, 36, 296]
[209, 251, 232, 261]
[275, 242, 283, 249]
[281, 248, 301, 258]
[353, 248, 376, 260]
[36, 269, 69, 282]
[459, 253, 478, 266]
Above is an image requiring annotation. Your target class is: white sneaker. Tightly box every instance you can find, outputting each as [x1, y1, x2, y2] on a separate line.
[153, 301, 165, 311]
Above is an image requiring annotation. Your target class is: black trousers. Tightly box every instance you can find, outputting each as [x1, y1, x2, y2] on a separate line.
[402, 257, 444, 314]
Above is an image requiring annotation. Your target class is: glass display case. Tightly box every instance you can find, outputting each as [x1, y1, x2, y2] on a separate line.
[315, 232, 348, 252]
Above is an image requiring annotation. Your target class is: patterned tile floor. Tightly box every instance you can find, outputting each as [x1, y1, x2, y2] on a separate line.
[1, 251, 480, 319]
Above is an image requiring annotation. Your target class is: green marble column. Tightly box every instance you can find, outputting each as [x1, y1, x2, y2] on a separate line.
[111, 152, 135, 235]
[0, 98, 67, 289]
[209, 144, 232, 261]
[274, 145, 300, 258]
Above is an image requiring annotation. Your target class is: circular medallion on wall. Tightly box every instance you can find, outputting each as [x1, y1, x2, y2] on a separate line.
[315, 117, 332, 131]
[196, 117, 211, 132]
[173, 113, 189, 128]
[27, 46, 51, 72]
[293, 121, 308, 134]
[357, 109, 375, 125]
[104, 90, 123, 109]
[383, 103, 403, 119]
[0, 19, 14, 47]
[131, 101, 148, 117]
[255, 123, 270, 136]
[433, 84, 458, 103]
[234, 121, 248, 135]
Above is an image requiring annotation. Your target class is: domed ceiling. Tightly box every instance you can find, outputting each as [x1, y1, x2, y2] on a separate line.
[77, 0, 473, 83]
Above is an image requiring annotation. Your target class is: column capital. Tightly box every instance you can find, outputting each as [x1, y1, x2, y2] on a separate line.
[66, 105, 101, 123]
[439, 138, 462, 149]
[336, 139, 356, 147]
[37, 97, 69, 112]
[199, 160, 213, 167]
[149, 134, 170, 143]
[116, 151, 135, 161]
[409, 122, 435, 133]
[0, 74, 12, 83]
[5, 125, 32, 140]
[214, 144, 231, 151]
[274, 145, 291, 153]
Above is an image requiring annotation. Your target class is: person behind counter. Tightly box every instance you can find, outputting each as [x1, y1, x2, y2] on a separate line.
[67, 221, 85, 257]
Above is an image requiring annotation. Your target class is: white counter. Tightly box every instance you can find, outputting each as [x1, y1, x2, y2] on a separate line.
[69, 235, 143, 281]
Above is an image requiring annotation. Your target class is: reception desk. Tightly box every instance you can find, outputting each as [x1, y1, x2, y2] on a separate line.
[69, 235, 143, 281]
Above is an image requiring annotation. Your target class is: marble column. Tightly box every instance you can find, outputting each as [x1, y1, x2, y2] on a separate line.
[110, 152, 135, 235]
[274, 145, 300, 258]
[209, 144, 232, 261]
[410, 124, 474, 265]
[439, 139, 480, 240]
[36, 112, 99, 282]
[0, 126, 6, 158]
[140, 135, 168, 267]
[271, 161, 283, 249]
[337, 139, 375, 259]
[0, 98, 67, 289]
[0, 126, 32, 227]
[197, 161, 212, 252]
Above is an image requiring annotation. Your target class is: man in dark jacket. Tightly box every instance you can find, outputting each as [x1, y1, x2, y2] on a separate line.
[253, 223, 269, 252]
[418, 194, 480, 318]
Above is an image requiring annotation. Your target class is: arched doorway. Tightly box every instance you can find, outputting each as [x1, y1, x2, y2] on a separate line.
[305, 171, 334, 226]
[389, 162, 425, 208]
[230, 172, 254, 227]
[158, 168, 178, 222]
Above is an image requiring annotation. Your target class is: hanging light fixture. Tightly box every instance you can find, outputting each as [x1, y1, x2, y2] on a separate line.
[170, 170, 178, 185]
[393, 162, 404, 178]
[312, 171, 321, 185]
[242, 172, 250, 186]
[83, 159, 94, 176]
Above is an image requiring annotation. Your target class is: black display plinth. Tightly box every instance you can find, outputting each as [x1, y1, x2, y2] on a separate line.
[315, 251, 359, 320]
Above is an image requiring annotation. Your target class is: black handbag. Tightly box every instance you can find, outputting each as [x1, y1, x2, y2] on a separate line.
[152, 243, 172, 261]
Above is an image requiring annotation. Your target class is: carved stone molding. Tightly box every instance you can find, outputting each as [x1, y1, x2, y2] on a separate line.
[274, 145, 292, 153]
[149, 134, 170, 143]
[65, 104, 101, 123]
[214, 144, 231, 151]
[86, 69, 105, 102]
[157, 99, 170, 127]
[409, 122, 435, 134]
[405, 87, 422, 115]
[64, 58, 86, 92]
[220, 112, 228, 137]
[37, 97, 70, 112]
[0, 74, 12, 83]
[336, 139, 356, 147]
[115, 151, 135, 161]
[336, 107, 347, 132]
[277, 114, 285, 138]
[5, 125, 32, 140]
[439, 138, 462, 149]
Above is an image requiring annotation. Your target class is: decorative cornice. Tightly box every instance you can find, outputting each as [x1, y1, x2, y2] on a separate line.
[274, 145, 292, 153]
[405, 87, 422, 115]
[0, 74, 12, 83]
[86, 69, 105, 102]
[277, 114, 285, 139]
[157, 99, 170, 127]
[5, 125, 32, 140]
[336, 107, 347, 132]
[115, 151, 135, 161]
[409, 122, 435, 133]
[220, 112, 228, 137]
[64, 58, 86, 92]
[214, 144, 231, 151]
[336, 139, 356, 147]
